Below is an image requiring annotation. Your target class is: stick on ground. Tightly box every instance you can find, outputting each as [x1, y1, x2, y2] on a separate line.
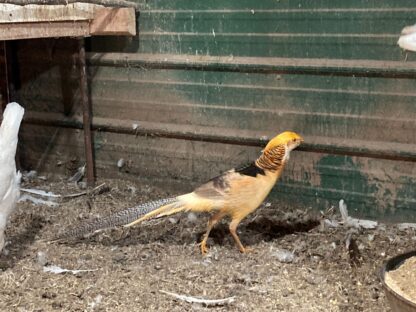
[160, 290, 235, 307]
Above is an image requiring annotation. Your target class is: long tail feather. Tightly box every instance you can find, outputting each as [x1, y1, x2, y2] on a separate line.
[53, 197, 179, 240]
[124, 200, 187, 227]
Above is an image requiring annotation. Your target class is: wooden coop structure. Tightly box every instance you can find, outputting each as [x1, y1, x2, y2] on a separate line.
[1, 0, 415, 221]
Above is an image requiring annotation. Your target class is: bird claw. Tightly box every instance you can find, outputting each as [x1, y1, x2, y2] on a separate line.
[198, 241, 209, 255]
[240, 246, 254, 254]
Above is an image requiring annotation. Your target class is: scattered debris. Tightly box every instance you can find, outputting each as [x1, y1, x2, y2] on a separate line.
[323, 219, 339, 229]
[187, 212, 197, 223]
[117, 158, 125, 169]
[168, 217, 178, 224]
[20, 183, 108, 200]
[272, 249, 295, 263]
[345, 232, 361, 266]
[60, 182, 109, 199]
[339, 200, 378, 229]
[18, 194, 58, 207]
[78, 182, 87, 190]
[397, 223, 416, 231]
[36, 251, 48, 266]
[24, 170, 38, 180]
[339, 200, 348, 222]
[68, 164, 86, 183]
[88, 294, 103, 309]
[368, 234, 375, 242]
[43, 265, 96, 275]
[20, 188, 60, 198]
[160, 290, 235, 307]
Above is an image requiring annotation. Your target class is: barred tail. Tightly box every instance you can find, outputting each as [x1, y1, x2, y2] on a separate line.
[53, 197, 179, 240]
[124, 198, 188, 227]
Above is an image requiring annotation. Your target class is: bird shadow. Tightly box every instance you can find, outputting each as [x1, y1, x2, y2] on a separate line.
[0, 216, 45, 271]
[242, 216, 320, 246]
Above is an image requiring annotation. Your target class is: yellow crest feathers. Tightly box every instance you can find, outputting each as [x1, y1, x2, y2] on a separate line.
[264, 131, 303, 151]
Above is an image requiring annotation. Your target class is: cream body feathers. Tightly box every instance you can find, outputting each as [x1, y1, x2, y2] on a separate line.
[0, 102, 24, 252]
[57, 131, 303, 253]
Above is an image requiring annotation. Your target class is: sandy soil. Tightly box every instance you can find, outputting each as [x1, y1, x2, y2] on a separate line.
[0, 177, 415, 312]
[385, 256, 416, 304]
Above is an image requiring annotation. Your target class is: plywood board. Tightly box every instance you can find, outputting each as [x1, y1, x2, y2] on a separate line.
[90, 7, 135, 36]
[0, 4, 135, 39]
[0, 3, 99, 23]
[0, 20, 90, 40]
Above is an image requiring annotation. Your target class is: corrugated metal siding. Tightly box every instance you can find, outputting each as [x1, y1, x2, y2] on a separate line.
[12, 1, 416, 220]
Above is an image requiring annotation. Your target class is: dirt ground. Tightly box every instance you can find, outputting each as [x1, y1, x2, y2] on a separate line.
[0, 176, 415, 312]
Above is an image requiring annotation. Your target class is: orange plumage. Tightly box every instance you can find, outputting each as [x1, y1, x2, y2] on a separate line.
[125, 131, 303, 254]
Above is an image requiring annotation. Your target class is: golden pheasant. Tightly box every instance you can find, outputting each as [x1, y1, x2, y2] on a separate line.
[56, 131, 303, 254]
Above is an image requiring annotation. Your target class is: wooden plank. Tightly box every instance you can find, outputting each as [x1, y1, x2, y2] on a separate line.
[90, 7, 136, 36]
[0, 20, 89, 40]
[0, 3, 98, 23]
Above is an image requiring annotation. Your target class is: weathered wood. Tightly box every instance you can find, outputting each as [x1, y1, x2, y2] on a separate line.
[78, 39, 95, 186]
[90, 7, 135, 36]
[0, 0, 138, 9]
[0, 3, 98, 23]
[0, 21, 89, 40]
[0, 5, 136, 39]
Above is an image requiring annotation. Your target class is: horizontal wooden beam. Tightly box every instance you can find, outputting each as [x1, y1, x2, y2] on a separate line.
[24, 111, 416, 162]
[0, 0, 138, 9]
[0, 3, 97, 23]
[87, 53, 416, 78]
[0, 20, 90, 40]
[0, 4, 136, 39]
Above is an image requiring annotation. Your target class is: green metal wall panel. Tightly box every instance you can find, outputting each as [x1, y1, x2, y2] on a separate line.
[14, 1, 416, 221]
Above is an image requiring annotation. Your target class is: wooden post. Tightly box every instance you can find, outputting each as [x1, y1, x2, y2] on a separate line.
[78, 38, 95, 187]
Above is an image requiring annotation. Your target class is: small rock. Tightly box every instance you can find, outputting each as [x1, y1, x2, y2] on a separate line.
[42, 292, 56, 299]
[112, 253, 126, 263]
[281, 288, 293, 297]
[168, 217, 177, 224]
[127, 185, 137, 194]
[26, 170, 38, 179]
[117, 158, 125, 168]
[36, 251, 48, 266]
[77, 182, 87, 190]
[187, 212, 198, 223]
[368, 234, 375, 242]
[273, 249, 295, 263]
[304, 274, 325, 286]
